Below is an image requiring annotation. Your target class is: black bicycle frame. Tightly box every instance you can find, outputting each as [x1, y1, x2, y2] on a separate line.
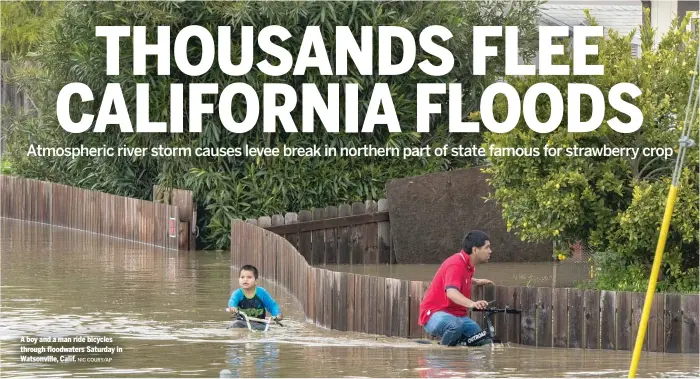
[464, 306, 521, 344]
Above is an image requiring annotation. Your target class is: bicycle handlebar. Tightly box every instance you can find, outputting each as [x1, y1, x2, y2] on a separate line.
[470, 307, 521, 314]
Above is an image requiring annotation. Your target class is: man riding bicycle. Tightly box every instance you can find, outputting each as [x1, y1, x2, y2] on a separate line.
[418, 230, 496, 346]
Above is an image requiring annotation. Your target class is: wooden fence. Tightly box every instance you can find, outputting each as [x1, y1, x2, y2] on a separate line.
[245, 199, 393, 265]
[1, 175, 181, 250]
[231, 220, 699, 353]
[153, 185, 196, 250]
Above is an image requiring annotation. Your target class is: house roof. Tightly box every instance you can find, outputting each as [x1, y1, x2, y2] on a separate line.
[539, 2, 643, 44]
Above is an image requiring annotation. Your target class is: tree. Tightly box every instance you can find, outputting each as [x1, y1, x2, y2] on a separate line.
[482, 10, 699, 292]
[5, 0, 542, 249]
[1, 1, 65, 59]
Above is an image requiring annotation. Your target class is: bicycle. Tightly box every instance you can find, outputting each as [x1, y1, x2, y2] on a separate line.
[416, 302, 521, 346]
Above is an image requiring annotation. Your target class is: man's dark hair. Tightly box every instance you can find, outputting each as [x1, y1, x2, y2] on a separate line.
[462, 230, 489, 255]
[240, 265, 259, 279]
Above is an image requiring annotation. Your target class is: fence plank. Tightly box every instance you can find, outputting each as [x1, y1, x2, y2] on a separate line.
[377, 199, 391, 264]
[271, 215, 284, 281]
[337, 205, 351, 264]
[519, 287, 537, 346]
[360, 275, 371, 333]
[312, 208, 325, 265]
[128, 197, 136, 241]
[409, 281, 423, 339]
[376, 277, 386, 336]
[350, 202, 365, 264]
[389, 279, 401, 337]
[399, 280, 410, 338]
[346, 273, 355, 332]
[552, 288, 568, 348]
[332, 272, 341, 330]
[285, 227, 292, 287]
[264, 228, 277, 282]
[537, 287, 553, 347]
[144, 202, 155, 247]
[324, 206, 338, 265]
[50, 181, 57, 226]
[324, 270, 333, 329]
[314, 267, 322, 325]
[298, 210, 312, 264]
[62, 186, 71, 229]
[258, 218, 272, 279]
[584, 290, 600, 350]
[368, 276, 378, 335]
[616, 291, 632, 351]
[664, 294, 682, 353]
[507, 286, 521, 344]
[681, 295, 699, 354]
[568, 289, 584, 349]
[284, 212, 298, 251]
[422, 281, 432, 340]
[483, 285, 496, 333]
[308, 266, 315, 323]
[338, 273, 348, 331]
[302, 257, 309, 317]
[298, 255, 304, 318]
[601, 291, 616, 350]
[385, 278, 395, 337]
[472, 286, 485, 329]
[354, 275, 363, 332]
[1, 177, 9, 218]
[71, 185, 78, 230]
[647, 293, 665, 352]
[484, 285, 495, 303]
[26, 179, 36, 222]
[102, 196, 112, 240]
[493, 286, 507, 341]
[94, 191, 105, 237]
[629, 292, 646, 351]
[364, 200, 378, 264]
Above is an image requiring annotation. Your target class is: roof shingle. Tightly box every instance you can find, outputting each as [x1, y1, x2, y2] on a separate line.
[539, 1, 643, 44]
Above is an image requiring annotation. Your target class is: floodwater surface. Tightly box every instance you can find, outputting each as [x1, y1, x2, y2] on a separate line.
[1, 218, 698, 378]
[317, 260, 593, 288]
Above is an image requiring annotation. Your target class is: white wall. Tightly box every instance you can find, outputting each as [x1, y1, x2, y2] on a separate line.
[650, 0, 679, 46]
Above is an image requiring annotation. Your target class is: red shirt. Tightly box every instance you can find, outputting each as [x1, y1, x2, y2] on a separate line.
[418, 250, 475, 325]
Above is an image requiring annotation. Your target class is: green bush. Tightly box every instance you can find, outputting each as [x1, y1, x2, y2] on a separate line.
[5, 0, 542, 249]
[1, 0, 65, 59]
[483, 10, 699, 292]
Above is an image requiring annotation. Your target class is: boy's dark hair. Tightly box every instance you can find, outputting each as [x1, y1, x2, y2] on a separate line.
[240, 265, 259, 279]
[462, 230, 489, 255]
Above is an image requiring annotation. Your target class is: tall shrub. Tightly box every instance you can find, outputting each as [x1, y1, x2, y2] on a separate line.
[483, 10, 699, 292]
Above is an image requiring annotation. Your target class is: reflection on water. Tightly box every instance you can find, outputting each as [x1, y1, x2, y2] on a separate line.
[1, 218, 698, 378]
[317, 260, 592, 288]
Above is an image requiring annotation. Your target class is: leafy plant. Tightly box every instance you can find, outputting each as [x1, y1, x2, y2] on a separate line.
[483, 9, 699, 292]
[1, 1, 65, 59]
[5, 0, 542, 249]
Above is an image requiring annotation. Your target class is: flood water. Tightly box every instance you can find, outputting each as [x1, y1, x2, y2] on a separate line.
[1, 218, 698, 378]
[318, 260, 593, 288]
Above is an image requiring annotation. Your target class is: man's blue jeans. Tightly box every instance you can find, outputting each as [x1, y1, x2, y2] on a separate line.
[423, 311, 482, 346]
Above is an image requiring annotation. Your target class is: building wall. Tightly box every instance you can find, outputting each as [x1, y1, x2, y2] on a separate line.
[648, 0, 699, 45]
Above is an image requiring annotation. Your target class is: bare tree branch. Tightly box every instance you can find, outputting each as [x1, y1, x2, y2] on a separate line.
[638, 155, 665, 179]
[643, 166, 672, 180]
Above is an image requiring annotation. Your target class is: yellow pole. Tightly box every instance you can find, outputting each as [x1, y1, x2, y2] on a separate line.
[628, 27, 698, 379]
[627, 185, 678, 377]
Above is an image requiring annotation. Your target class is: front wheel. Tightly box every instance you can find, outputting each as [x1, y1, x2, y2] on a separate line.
[468, 337, 494, 346]
[227, 320, 248, 329]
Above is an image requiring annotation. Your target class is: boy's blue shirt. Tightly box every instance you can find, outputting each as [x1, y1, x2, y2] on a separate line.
[228, 286, 281, 318]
